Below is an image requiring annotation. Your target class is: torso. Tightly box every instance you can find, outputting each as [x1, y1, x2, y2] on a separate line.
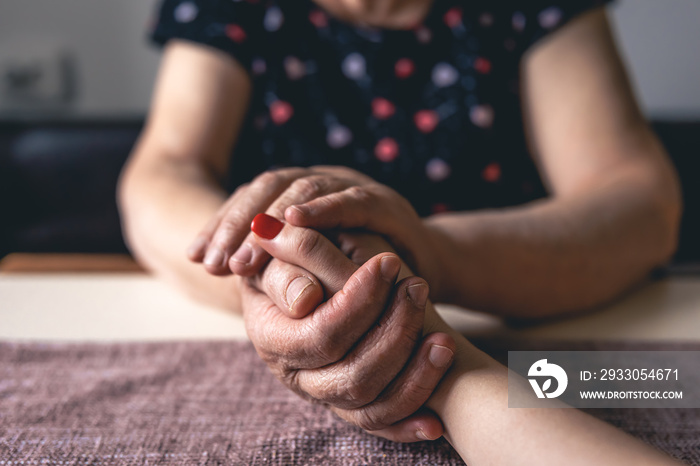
[228, 0, 548, 215]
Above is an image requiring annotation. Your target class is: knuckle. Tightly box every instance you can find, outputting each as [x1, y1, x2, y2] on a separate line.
[341, 377, 376, 408]
[280, 369, 304, 394]
[398, 316, 424, 344]
[246, 302, 298, 370]
[232, 182, 249, 197]
[254, 170, 284, 188]
[305, 361, 382, 409]
[219, 208, 248, 230]
[210, 221, 246, 250]
[290, 176, 325, 198]
[312, 371, 339, 406]
[295, 229, 323, 257]
[354, 409, 387, 432]
[401, 378, 434, 405]
[345, 185, 373, 205]
[296, 371, 339, 403]
[310, 329, 344, 364]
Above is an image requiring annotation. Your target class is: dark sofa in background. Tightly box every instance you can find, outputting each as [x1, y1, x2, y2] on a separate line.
[1, 119, 699, 266]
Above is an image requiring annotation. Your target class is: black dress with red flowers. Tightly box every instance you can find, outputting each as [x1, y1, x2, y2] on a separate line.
[151, 0, 611, 216]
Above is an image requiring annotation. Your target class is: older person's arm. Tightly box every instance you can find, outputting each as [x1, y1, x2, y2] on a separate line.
[118, 40, 248, 312]
[423, 9, 681, 317]
[282, 9, 681, 318]
[119, 41, 336, 313]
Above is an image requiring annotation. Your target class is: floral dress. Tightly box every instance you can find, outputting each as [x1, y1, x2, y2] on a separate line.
[151, 0, 611, 216]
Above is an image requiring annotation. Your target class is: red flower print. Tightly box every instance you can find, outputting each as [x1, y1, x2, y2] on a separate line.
[414, 110, 440, 133]
[225, 24, 247, 43]
[394, 58, 416, 79]
[443, 7, 463, 28]
[375, 137, 399, 162]
[270, 100, 293, 125]
[482, 162, 502, 183]
[372, 97, 396, 119]
[431, 203, 451, 214]
[474, 57, 492, 74]
[309, 10, 328, 28]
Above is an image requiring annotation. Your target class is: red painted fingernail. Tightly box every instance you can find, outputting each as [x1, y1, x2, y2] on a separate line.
[251, 213, 284, 239]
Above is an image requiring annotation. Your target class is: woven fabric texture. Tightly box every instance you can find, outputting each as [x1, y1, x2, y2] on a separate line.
[1, 340, 698, 465]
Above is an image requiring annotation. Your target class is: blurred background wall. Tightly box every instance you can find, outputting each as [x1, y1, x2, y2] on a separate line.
[1, 0, 699, 260]
[0, 0, 699, 119]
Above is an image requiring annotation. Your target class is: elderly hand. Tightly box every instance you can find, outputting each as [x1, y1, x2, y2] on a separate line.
[239, 214, 456, 442]
[186, 166, 375, 276]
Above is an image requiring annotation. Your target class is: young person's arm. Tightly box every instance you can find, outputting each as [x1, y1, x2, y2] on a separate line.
[423, 315, 680, 465]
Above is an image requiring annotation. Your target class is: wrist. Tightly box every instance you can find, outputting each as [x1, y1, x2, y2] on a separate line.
[426, 337, 504, 409]
[421, 218, 460, 303]
[422, 305, 505, 415]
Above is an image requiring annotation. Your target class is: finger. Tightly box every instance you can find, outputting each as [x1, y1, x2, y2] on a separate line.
[230, 175, 354, 277]
[200, 168, 309, 276]
[245, 252, 401, 371]
[310, 165, 376, 184]
[186, 188, 243, 262]
[332, 331, 456, 432]
[294, 277, 429, 409]
[251, 215, 359, 294]
[286, 187, 425, 278]
[332, 231, 397, 267]
[250, 258, 324, 319]
[367, 408, 444, 443]
[284, 184, 393, 230]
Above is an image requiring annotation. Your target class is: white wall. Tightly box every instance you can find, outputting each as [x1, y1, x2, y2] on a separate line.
[0, 0, 698, 119]
[0, 0, 161, 116]
[609, 1, 700, 119]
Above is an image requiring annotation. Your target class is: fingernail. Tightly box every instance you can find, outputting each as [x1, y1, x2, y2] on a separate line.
[429, 345, 454, 369]
[203, 247, 226, 267]
[407, 283, 429, 307]
[380, 255, 400, 282]
[231, 243, 253, 265]
[286, 276, 314, 311]
[186, 237, 207, 258]
[251, 213, 284, 240]
[416, 429, 431, 441]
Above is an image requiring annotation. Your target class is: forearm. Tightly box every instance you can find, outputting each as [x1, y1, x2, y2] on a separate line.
[423, 313, 678, 465]
[426, 166, 680, 317]
[118, 146, 242, 313]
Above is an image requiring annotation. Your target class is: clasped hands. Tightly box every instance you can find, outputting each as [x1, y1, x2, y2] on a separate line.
[188, 167, 456, 442]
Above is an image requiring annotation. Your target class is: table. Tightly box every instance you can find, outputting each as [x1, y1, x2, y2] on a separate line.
[2, 254, 699, 342]
[2, 254, 699, 465]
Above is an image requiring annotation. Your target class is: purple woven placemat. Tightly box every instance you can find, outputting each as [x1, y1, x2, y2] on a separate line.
[1, 340, 698, 465]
